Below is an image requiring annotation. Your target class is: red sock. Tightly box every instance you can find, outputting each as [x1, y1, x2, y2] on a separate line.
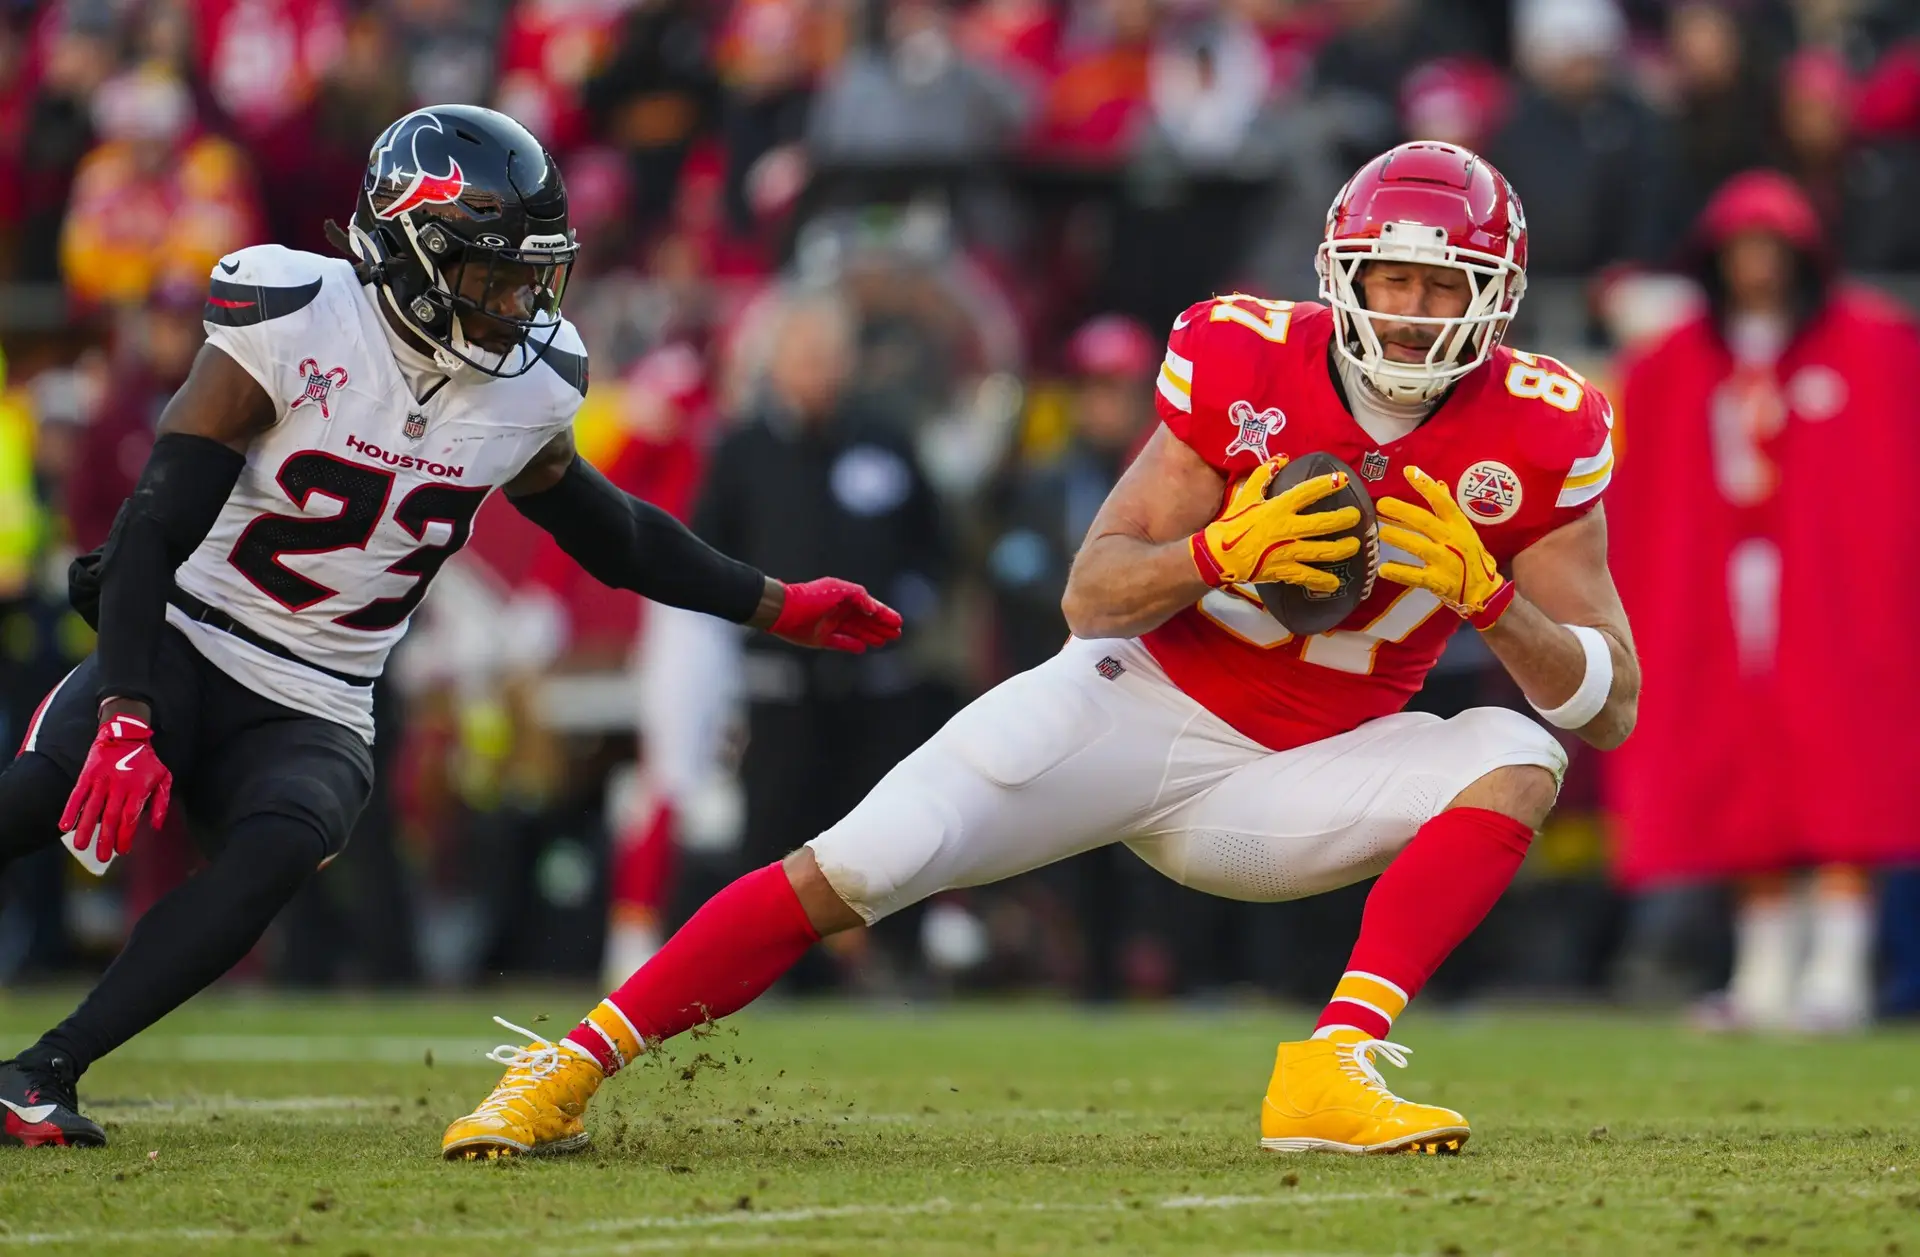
[609, 799, 679, 935]
[565, 862, 820, 1074]
[1313, 807, 1533, 1041]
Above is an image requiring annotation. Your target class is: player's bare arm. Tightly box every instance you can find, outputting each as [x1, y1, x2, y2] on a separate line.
[1061, 427, 1358, 640]
[1487, 506, 1639, 749]
[1059, 427, 1222, 639]
[505, 427, 899, 649]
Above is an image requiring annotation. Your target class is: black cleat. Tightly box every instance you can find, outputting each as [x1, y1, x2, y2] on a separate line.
[0, 1055, 106, 1148]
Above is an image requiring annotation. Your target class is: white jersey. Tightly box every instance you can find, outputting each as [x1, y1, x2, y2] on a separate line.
[170, 244, 588, 741]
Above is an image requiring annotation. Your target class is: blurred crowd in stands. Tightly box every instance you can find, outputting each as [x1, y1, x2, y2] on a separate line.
[2, 0, 1919, 1024]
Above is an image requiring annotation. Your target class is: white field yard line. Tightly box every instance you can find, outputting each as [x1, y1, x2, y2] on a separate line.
[81, 1095, 405, 1125]
[113, 1034, 495, 1064]
[84, 1091, 1158, 1127]
[0, 1191, 1407, 1248]
[87, 1095, 391, 1112]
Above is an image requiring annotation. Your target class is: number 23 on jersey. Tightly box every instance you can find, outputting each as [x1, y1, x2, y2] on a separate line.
[228, 451, 488, 632]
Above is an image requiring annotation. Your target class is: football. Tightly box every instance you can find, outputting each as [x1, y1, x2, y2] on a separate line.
[1255, 451, 1380, 636]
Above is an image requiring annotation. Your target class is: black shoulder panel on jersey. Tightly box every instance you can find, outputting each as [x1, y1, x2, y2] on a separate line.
[532, 337, 589, 397]
[204, 275, 324, 327]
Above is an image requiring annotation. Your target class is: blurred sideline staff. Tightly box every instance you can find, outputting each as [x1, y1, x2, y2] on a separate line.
[680, 287, 951, 978]
[985, 313, 1157, 680]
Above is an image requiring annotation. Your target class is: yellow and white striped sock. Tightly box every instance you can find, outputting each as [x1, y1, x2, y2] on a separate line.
[566, 1000, 645, 1075]
[1312, 971, 1409, 1040]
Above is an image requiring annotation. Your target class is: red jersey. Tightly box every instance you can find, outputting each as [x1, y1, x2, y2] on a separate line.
[1141, 295, 1614, 751]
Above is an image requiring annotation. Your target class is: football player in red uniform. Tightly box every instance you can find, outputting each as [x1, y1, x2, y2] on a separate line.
[445, 141, 1638, 1159]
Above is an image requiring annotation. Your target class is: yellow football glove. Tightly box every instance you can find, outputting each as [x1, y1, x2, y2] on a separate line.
[1191, 456, 1361, 593]
[1377, 466, 1517, 628]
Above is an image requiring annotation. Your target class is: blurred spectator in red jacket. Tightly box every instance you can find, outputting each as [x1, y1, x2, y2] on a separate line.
[66, 271, 205, 552]
[1608, 170, 1920, 1032]
[960, 0, 1061, 108]
[1032, 0, 1155, 159]
[248, 8, 413, 257]
[1855, 38, 1920, 141]
[494, 0, 632, 153]
[59, 64, 265, 310]
[194, 0, 348, 144]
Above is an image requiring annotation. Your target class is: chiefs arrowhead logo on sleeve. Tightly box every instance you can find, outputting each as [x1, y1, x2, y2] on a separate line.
[370, 110, 468, 220]
[1456, 459, 1522, 524]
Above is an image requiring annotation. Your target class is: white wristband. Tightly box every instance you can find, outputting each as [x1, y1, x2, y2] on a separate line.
[1528, 624, 1613, 730]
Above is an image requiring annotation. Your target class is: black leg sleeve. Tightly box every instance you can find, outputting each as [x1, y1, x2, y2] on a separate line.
[0, 753, 75, 872]
[28, 812, 326, 1074]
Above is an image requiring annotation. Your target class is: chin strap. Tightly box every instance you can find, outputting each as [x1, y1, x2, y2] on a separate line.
[323, 219, 387, 287]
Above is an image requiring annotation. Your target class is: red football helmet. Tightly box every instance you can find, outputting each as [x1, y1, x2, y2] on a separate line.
[1315, 141, 1528, 403]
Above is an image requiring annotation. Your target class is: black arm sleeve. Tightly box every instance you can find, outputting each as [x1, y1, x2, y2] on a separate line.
[509, 453, 767, 624]
[94, 433, 248, 708]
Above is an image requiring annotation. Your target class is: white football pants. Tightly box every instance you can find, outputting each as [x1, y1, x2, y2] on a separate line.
[808, 636, 1567, 923]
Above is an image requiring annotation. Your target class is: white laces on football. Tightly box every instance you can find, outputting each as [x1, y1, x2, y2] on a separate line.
[475, 1017, 569, 1116]
[1335, 1037, 1415, 1097]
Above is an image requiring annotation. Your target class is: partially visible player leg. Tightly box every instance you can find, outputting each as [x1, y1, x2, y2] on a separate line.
[0, 752, 105, 1148]
[0, 755, 75, 871]
[1, 663, 124, 1147]
[444, 639, 1255, 1159]
[0, 663, 95, 873]
[1131, 705, 1566, 1154]
[1312, 758, 1559, 1044]
[7, 667, 369, 1149]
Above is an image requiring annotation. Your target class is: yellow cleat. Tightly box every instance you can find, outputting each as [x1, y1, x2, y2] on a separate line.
[443, 1017, 606, 1160]
[1259, 1030, 1469, 1156]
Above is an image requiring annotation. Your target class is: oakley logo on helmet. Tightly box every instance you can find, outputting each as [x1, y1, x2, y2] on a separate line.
[371, 110, 468, 221]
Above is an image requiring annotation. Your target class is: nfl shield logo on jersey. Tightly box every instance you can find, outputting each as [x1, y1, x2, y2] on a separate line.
[1224, 400, 1285, 460]
[403, 412, 427, 441]
[1360, 451, 1389, 482]
[1456, 459, 1523, 524]
[289, 358, 349, 420]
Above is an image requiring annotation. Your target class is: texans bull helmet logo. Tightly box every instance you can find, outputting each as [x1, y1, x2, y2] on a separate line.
[370, 110, 468, 220]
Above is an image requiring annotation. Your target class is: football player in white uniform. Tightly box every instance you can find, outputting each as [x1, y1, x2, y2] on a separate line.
[0, 105, 901, 1149]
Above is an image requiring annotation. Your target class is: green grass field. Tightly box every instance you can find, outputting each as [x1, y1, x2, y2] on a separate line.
[1, 990, 1917, 1255]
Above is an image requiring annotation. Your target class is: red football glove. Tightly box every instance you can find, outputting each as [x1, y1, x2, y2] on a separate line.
[768, 577, 904, 653]
[60, 713, 172, 859]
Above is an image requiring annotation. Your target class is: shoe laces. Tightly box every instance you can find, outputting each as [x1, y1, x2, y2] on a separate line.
[1334, 1037, 1415, 1101]
[9, 1055, 80, 1112]
[473, 1017, 573, 1119]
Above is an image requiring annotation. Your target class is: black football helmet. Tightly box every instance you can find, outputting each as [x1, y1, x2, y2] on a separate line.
[343, 104, 577, 378]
